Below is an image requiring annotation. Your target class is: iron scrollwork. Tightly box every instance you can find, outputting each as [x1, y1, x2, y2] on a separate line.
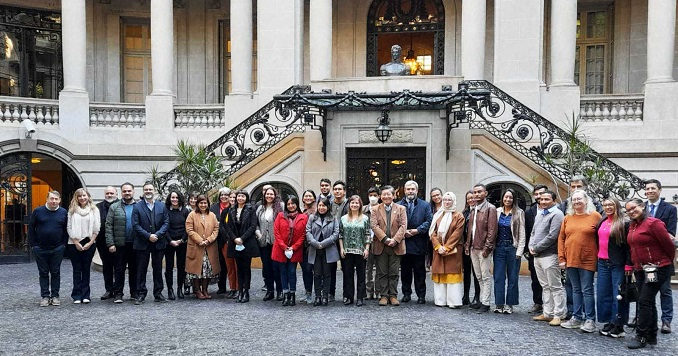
[456, 80, 645, 200]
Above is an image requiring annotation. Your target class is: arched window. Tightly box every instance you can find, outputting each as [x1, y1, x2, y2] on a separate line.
[366, 0, 445, 77]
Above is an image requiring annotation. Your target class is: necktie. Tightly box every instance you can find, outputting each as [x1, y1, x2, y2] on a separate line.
[408, 200, 414, 216]
[649, 204, 655, 217]
[542, 209, 550, 216]
[471, 205, 478, 243]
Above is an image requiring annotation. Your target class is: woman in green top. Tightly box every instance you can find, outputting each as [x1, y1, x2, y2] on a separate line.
[339, 195, 371, 307]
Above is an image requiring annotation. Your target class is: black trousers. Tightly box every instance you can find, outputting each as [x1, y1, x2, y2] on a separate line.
[527, 255, 544, 305]
[260, 244, 282, 293]
[235, 256, 252, 291]
[96, 237, 114, 293]
[136, 248, 164, 298]
[330, 257, 338, 296]
[217, 240, 228, 291]
[342, 254, 367, 300]
[313, 250, 333, 297]
[164, 242, 186, 289]
[462, 252, 480, 300]
[400, 254, 426, 298]
[112, 243, 138, 297]
[301, 244, 314, 293]
[635, 265, 673, 340]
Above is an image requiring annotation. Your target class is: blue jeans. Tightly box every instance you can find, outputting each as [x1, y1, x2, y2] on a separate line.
[493, 241, 520, 306]
[567, 267, 596, 321]
[276, 261, 298, 293]
[67, 244, 96, 301]
[596, 259, 628, 326]
[33, 245, 65, 298]
[660, 274, 673, 323]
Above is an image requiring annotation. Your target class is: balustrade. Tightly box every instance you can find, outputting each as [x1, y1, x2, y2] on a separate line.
[0, 97, 60, 126]
[579, 95, 644, 122]
[89, 103, 146, 128]
[173, 106, 224, 129]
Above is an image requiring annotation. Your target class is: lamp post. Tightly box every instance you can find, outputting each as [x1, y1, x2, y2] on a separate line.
[374, 110, 392, 143]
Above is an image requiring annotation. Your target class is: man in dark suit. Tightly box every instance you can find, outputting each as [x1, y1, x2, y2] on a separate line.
[397, 180, 432, 304]
[96, 186, 118, 300]
[524, 184, 547, 314]
[645, 179, 676, 334]
[132, 183, 170, 305]
[370, 185, 407, 306]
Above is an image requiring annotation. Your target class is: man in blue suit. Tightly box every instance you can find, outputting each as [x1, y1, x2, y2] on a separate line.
[132, 182, 170, 305]
[398, 180, 432, 304]
[645, 179, 677, 334]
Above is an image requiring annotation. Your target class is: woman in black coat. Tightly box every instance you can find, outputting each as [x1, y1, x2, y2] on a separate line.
[222, 190, 260, 302]
[164, 191, 190, 300]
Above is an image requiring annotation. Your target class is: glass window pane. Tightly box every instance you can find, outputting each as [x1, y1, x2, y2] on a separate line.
[574, 46, 580, 86]
[585, 45, 605, 94]
[586, 11, 606, 39]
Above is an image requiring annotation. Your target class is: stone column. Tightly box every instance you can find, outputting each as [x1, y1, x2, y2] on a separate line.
[61, 0, 87, 92]
[461, 0, 486, 80]
[150, 0, 174, 96]
[231, 0, 253, 94]
[294, 0, 305, 84]
[646, 0, 676, 83]
[310, 0, 332, 81]
[550, 0, 577, 86]
[58, 0, 89, 136]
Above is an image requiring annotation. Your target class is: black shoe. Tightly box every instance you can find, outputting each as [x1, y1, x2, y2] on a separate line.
[217, 288, 227, 295]
[243, 290, 250, 303]
[276, 291, 284, 301]
[184, 285, 191, 295]
[177, 287, 185, 299]
[322, 293, 329, 306]
[470, 299, 481, 309]
[599, 323, 614, 336]
[356, 299, 364, 307]
[609, 325, 626, 338]
[289, 293, 296, 306]
[134, 297, 144, 306]
[230, 290, 239, 299]
[328, 294, 335, 302]
[100, 291, 113, 300]
[154, 295, 168, 303]
[344, 298, 353, 306]
[417, 297, 426, 304]
[462, 297, 470, 306]
[237, 291, 243, 303]
[313, 296, 322, 306]
[627, 336, 648, 349]
[661, 321, 671, 334]
[477, 304, 490, 313]
[167, 288, 175, 301]
[263, 291, 275, 301]
[401, 294, 411, 303]
[282, 293, 290, 306]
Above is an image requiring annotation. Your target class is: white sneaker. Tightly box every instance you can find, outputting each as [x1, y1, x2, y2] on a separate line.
[73, 300, 81, 304]
[82, 299, 91, 304]
[502, 305, 514, 314]
[580, 319, 597, 333]
[50, 297, 60, 306]
[561, 318, 582, 329]
[39, 298, 50, 307]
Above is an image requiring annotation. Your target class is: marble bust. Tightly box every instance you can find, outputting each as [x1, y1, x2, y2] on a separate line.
[380, 44, 410, 76]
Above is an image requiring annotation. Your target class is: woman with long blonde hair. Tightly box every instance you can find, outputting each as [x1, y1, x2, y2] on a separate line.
[66, 188, 100, 304]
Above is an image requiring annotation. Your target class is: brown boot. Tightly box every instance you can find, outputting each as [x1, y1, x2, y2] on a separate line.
[193, 280, 205, 300]
[202, 279, 212, 299]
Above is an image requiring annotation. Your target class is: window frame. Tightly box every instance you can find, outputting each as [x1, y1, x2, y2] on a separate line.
[574, 5, 614, 94]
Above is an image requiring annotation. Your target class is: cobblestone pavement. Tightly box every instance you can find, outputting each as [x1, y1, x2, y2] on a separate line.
[1, 261, 676, 355]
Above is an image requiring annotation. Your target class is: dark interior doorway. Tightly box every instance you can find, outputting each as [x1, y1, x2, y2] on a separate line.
[486, 182, 531, 211]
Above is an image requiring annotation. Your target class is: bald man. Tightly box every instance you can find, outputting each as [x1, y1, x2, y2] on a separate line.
[96, 186, 119, 300]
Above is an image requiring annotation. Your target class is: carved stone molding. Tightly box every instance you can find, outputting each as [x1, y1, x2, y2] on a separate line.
[358, 130, 413, 143]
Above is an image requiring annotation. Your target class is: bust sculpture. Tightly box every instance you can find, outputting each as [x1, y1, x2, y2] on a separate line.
[380, 44, 410, 76]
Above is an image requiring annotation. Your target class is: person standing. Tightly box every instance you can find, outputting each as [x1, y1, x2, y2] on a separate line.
[558, 190, 601, 332]
[524, 184, 547, 314]
[427, 188, 443, 271]
[464, 184, 497, 313]
[300, 189, 317, 303]
[330, 180, 349, 302]
[29, 191, 68, 307]
[317, 178, 333, 202]
[273, 195, 309, 306]
[66, 188, 100, 304]
[105, 183, 138, 303]
[307, 198, 340, 306]
[363, 187, 380, 300]
[529, 190, 566, 326]
[185, 194, 221, 300]
[493, 188, 525, 314]
[429, 192, 465, 308]
[370, 185, 407, 306]
[461, 191, 481, 307]
[164, 191, 189, 300]
[625, 198, 676, 349]
[397, 180, 432, 304]
[224, 190, 259, 303]
[132, 183, 170, 305]
[256, 187, 285, 302]
[644, 179, 676, 334]
[96, 186, 117, 300]
[339, 195, 371, 306]
[211, 187, 234, 297]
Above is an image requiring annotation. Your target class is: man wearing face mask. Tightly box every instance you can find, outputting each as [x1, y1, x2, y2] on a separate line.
[96, 186, 118, 300]
[363, 187, 380, 300]
[132, 183, 170, 305]
[397, 180, 432, 304]
[105, 182, 138, 303]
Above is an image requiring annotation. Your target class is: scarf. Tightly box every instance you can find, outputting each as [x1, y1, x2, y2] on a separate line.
[68, 205, 100, 240]
[429, 192, 457, 243]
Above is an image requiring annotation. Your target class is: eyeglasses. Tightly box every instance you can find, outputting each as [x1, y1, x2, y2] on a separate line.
[602, 203, 615, 207]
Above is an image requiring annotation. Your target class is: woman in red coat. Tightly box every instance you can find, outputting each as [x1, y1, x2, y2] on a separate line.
[273, 195, 308, 306]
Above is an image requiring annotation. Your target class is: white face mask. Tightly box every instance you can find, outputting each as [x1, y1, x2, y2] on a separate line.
[284, 250, 293, 259]
[369, 196, 379, 205]
[235, 244, 245, 252]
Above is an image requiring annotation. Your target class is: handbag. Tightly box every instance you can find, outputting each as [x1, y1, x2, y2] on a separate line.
[617, 274, 639, 303]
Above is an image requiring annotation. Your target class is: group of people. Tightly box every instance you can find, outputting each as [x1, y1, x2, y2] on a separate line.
[27, 176, 676, 349]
